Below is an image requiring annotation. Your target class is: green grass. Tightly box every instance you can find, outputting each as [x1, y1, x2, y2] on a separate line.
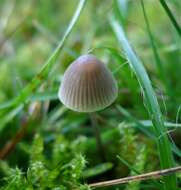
[140, 0, 169, 92]
[0, 0, 180, 189]
[0, 0, 87, 129]
[159, 0, 181, 36]
[0, 0, 87, 111]
[110, 12, 176, 190]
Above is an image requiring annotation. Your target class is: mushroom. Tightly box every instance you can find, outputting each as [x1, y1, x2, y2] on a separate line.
[58, 54, 118, 112]
[58, 54, 118, 160]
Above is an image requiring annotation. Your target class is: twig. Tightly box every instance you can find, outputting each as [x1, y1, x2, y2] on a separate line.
[89, 166, 181, 188]
[0, 116, 28, 159]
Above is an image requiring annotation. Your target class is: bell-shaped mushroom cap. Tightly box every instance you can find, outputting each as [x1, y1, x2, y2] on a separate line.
[58, 54, 118, 112]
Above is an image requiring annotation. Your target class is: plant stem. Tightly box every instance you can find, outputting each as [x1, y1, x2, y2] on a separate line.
[89, 113, 106, 161]
[89, 166, 181, 188]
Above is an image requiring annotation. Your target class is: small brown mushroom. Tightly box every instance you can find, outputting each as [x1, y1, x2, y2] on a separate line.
[58, 54, 118, 112]
[58, 54, 118, 161]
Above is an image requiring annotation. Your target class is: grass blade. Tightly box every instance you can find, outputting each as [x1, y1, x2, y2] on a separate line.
[140, 0, 169, 92]
[1, 0, 87, 111]
[159, 0, 181, 36]
[110, 15, 177, 190]
[0, 106, 23, 132]
[116, 105, 181, 158]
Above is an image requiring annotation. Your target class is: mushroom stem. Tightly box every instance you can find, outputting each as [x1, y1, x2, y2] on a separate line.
[89, 113, 106, 161]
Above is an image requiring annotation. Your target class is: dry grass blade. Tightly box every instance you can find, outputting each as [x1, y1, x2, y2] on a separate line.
[89, 166, 181, 188]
